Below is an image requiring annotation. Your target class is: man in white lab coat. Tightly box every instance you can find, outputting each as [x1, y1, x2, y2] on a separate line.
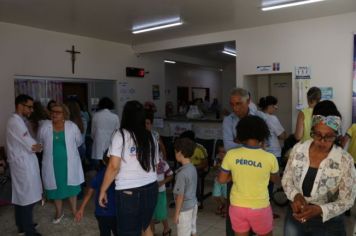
[91, 97, 119, 162]
[6, 94, 43, 236]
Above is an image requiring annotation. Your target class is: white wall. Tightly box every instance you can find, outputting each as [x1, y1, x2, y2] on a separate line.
[221, 62, 236, 111]
[0, 22, 166, 146]
[135, 12, 356, 133]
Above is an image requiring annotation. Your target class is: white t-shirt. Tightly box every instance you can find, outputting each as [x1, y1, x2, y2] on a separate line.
[156, 157, 173, 192]
[108, 129, 159, 190]
[265, 114, 285, 157]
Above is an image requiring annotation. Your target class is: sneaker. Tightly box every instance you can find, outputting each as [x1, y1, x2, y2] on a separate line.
[18, 223, 39, 235]
[52, 213, 64, 224]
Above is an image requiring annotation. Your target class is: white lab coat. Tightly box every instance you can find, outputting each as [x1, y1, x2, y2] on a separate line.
[6, 113, 42, 206]
[38, 120, 84, 190]
[91, 109, 119, 160]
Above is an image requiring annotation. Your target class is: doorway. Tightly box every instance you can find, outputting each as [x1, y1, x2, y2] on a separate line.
[244, 73, 293, 134]
[62, 82, 88, 108]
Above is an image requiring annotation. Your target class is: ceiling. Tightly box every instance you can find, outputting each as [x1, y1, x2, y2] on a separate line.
[0, 0, 355, 45]
[166, 41, 236, 64]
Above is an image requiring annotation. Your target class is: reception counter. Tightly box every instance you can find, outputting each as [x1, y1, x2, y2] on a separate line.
[154, 115, 223, 139]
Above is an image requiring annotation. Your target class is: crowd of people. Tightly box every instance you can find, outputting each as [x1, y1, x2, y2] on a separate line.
[4, 86, 356, 236]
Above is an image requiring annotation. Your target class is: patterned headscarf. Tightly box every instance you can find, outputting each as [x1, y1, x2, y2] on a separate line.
[312, 115, 341, 134]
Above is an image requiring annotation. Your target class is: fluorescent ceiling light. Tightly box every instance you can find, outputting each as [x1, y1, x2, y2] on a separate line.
[222, 50, 236, 57]
[262, 0, 326, 11]
[222, 47, 237, 57]
[132, 17, 183, 34]
[164, 60, 176, 64]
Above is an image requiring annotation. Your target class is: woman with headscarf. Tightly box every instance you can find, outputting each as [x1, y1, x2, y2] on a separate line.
[282, 100, 356, 235]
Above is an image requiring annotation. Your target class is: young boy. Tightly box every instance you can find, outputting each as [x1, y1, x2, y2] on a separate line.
[75, 156, 117, 236]
[173, 137, 198, 236]
[218, 116, 280, 236]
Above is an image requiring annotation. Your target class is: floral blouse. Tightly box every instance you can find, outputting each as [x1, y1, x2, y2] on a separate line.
[282, 140, 356, 222]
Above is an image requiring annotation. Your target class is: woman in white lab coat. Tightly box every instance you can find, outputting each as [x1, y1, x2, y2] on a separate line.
[38, 103, 84, 224]
[91, 97, 119, 160]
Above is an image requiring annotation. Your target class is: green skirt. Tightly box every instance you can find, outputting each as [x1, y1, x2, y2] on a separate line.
[152, 191, 168, 221]
[45, 131, 81, 200]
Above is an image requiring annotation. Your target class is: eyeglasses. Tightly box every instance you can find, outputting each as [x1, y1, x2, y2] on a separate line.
[51, 111, 63, 115]
[21, 104, 33, 110]
[310, 132, 337, 142]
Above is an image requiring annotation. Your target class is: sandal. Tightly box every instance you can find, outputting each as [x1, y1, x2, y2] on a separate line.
[162, 228, 172, 236]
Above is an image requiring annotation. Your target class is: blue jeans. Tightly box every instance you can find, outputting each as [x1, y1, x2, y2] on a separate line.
[284, 206, 346, 236]
[115, 181, 158, 236]
[96, 215, 118, 236]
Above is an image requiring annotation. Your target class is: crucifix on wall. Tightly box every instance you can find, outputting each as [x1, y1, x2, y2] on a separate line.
[65, 45, 81, 74]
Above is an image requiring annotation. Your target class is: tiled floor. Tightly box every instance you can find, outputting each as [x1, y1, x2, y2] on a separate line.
[1, 173, 356, 235]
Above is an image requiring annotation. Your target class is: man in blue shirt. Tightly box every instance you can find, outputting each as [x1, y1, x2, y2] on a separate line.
[222, 88, 265, 236]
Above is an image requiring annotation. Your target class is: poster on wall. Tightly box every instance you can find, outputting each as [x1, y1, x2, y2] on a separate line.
[295, 66, 311, 110]
[320, 87, 333, 100]
[152, 85, 160, 100]
[118, 81, 135, 114]
[353, 35, 356, 122]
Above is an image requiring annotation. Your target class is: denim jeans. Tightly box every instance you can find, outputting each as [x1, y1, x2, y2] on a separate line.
[96, 215, 118, 236]
[284, 206, 346, 236]
[115, 181, 158, 236]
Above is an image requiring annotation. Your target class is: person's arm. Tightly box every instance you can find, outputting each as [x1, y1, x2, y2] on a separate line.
[218, 170, 231, 184]
[218, 152, 231, 184]
[278, 131, 288, 140]
[174, 194, 184, 224]
[75, 187, 95, 222]
[316, 156, 356, 222]
[222, 116, 238, 151]
[281, 145, 303, 202]
[294, 111, 304, 141]
[98, 156, 120, 207]
[270, 173, 280, 185]
[159, 175, 173, 187]
[91, 115, 97, 139]
[10, 119, 41, 153]
[158, 137, 167, 160]
[72, 122, 83, 147]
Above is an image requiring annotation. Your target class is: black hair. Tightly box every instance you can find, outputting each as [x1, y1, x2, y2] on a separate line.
[235, 115, 270, 143]
[120, 100, 156, 172]
[29, 101, 48, 133]
[179, 130, 196, 142]
[307, 87, 321, 103]
[15, 94, 33, 106]
[258, 96, 278, 110]
[174, 137, 196, 158]
[47, 100, 56, 111]
[145, 110, 154, 124]
[312, 100, 341, 118]
[98, 97, 114, 110]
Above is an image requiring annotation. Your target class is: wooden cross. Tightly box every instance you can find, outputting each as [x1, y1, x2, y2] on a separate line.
[66, 45, 80, 74]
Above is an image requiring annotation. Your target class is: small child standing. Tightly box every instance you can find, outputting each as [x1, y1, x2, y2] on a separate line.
[173, 137, 198, 236]
[151, 156, 174, 235]
[75, 156, 117, 236]
[212, 143, 227, 217]
[218, 116, 280, 236]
